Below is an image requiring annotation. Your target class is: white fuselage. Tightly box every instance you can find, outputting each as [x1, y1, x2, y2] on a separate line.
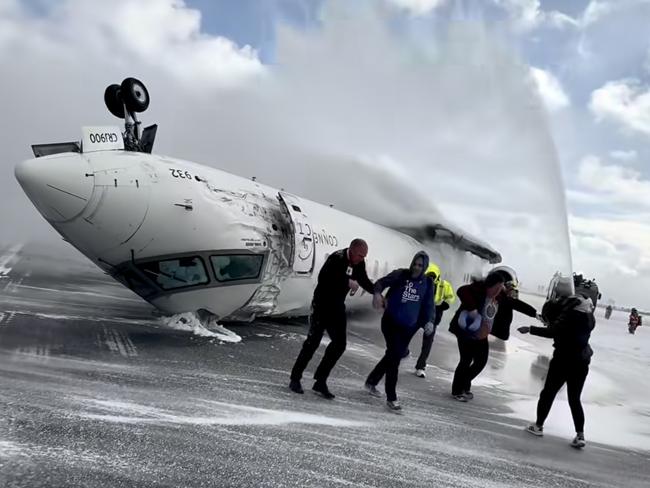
[16, 141, 490, 320]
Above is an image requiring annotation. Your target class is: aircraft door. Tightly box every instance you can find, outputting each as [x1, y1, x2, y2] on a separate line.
[277, 191, 314, 275]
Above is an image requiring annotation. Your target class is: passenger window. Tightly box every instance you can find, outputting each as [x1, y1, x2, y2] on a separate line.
[211, 254, 264, 282]
[138, 256, 209, 290]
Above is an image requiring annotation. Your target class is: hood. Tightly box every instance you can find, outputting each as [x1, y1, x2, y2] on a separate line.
[410, 251, 430, 280]
[425, 262, 441, 282]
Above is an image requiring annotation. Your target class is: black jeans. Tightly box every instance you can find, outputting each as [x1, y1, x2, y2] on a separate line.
[536, 356, 589, 433]
[366, 315, 418, 402]
[451, 335, 489, 395]
[415, 306, 446, 370]
[290, 306, 347, 383]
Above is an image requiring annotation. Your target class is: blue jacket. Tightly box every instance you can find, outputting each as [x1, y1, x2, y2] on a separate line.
[374, 251, 435, 329]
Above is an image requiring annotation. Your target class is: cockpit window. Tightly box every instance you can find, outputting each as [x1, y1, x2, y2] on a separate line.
[138, 256, 209, 290]
[117, 269, 158, 297]
[211, 254, 264, 282]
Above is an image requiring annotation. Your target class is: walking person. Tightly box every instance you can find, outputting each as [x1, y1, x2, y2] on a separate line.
[414, 262, 455, 378]
[489, 266, 538, 341]
[449, 272, 505, 401]
[628, 308, 642, 334]
[289, 239, 374, 399]
[364, 251, 435, 411]
[519, 281, 596, 449]
[449, 267, 538, 401]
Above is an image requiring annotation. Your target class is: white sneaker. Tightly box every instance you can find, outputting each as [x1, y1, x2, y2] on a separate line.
[571, 433, 586, 449]
[414, 369, 426, 378]
[526, 424, 544, 437]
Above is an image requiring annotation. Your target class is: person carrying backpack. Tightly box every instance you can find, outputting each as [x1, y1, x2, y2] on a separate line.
[519, 277, 596, 449]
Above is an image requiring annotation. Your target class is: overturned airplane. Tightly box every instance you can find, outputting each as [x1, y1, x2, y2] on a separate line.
[15, 78, 501, 321]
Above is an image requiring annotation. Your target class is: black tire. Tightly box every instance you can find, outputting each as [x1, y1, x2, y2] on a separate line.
[120, 77, 150, 113]
[104, 84, 125, 118]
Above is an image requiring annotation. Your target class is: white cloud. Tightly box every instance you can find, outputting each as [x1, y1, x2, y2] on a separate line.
[569, 214, 650, 304]
[491, 0, 578, 31]
[590, 79, 650, 135]
[577, 155, 650, 207]
[568, 154, 650, 306]
[529, 67, 570, 112]
[387, 0, 447, 15]
[580, 0, 616, 27]
[609, 149, 638, 161]
[1, 0, 264, 89]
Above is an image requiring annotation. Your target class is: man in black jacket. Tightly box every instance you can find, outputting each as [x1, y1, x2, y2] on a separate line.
[519, 290, 595, 449]
[289, 239, 374, 399]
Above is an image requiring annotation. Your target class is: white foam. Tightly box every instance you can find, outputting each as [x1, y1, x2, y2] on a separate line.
[0, 440, 27, 458]
[505, 398, 650, 452]
[160, 312, 242, 342]
[0, 244, 22, 277]
[78, 398, 365, 427]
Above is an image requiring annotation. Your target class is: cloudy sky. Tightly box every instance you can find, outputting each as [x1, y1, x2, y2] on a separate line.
[1, 0, 649, 308]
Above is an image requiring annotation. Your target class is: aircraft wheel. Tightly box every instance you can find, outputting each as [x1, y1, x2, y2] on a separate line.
[104, 84, 125, 118]
[120, 77, 150, 113]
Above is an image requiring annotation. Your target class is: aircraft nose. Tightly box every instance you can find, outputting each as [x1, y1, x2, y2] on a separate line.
[15, 154, 94, 223]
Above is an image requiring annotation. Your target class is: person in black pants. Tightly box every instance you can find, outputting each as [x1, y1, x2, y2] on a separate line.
[289, 239, 374, 399]
[414, 263, 455, 378]
[449, 269, 539, 401]
[449, 272, 506, 401]
[519, 289, 595, 449]
[364, 251, 434, 411]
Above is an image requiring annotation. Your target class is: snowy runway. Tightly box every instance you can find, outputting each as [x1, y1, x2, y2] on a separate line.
[0, 245, 648, 487]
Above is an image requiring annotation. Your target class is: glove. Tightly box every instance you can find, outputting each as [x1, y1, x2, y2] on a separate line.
[518, 326, 530, 334]
[423, 322, 435, 336]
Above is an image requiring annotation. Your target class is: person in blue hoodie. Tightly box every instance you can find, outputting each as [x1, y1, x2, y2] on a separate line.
[364, 251, 435, 411]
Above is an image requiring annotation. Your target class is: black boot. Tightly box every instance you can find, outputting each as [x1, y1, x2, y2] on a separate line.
[312, 380, 335, 399]
[289, 379, 304, 394]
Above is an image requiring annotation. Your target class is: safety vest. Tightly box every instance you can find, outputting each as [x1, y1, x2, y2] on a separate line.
[425, 263, 456, 306]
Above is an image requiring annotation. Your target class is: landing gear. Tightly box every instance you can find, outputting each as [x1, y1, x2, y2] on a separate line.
[120, 77, 150, 113]
[103, 77, 156, 153]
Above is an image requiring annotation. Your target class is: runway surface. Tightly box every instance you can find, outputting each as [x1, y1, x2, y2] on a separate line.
[1, 244, 649, 487]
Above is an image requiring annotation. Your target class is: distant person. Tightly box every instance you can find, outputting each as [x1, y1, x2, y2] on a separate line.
[414, 262, 455, 378]
[449, 268, 539, 401]
[519, 281, 595, 449]
[605, 305, 613, 320]
[289, 239, 374, 399]
[628, 308, 642, 334]
[364, 251, 434, 411]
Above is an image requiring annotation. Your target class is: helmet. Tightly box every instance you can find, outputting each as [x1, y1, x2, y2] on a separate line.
[490, 265, 518, 286]
[546, 272, 574, 301]
[632, 308, 638, 313]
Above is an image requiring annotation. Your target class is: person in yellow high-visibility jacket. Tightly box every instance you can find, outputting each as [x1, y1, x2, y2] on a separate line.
[414, 263, 456, 377]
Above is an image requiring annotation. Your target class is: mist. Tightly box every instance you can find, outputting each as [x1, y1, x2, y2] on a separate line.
[0, 0, 572, 289]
